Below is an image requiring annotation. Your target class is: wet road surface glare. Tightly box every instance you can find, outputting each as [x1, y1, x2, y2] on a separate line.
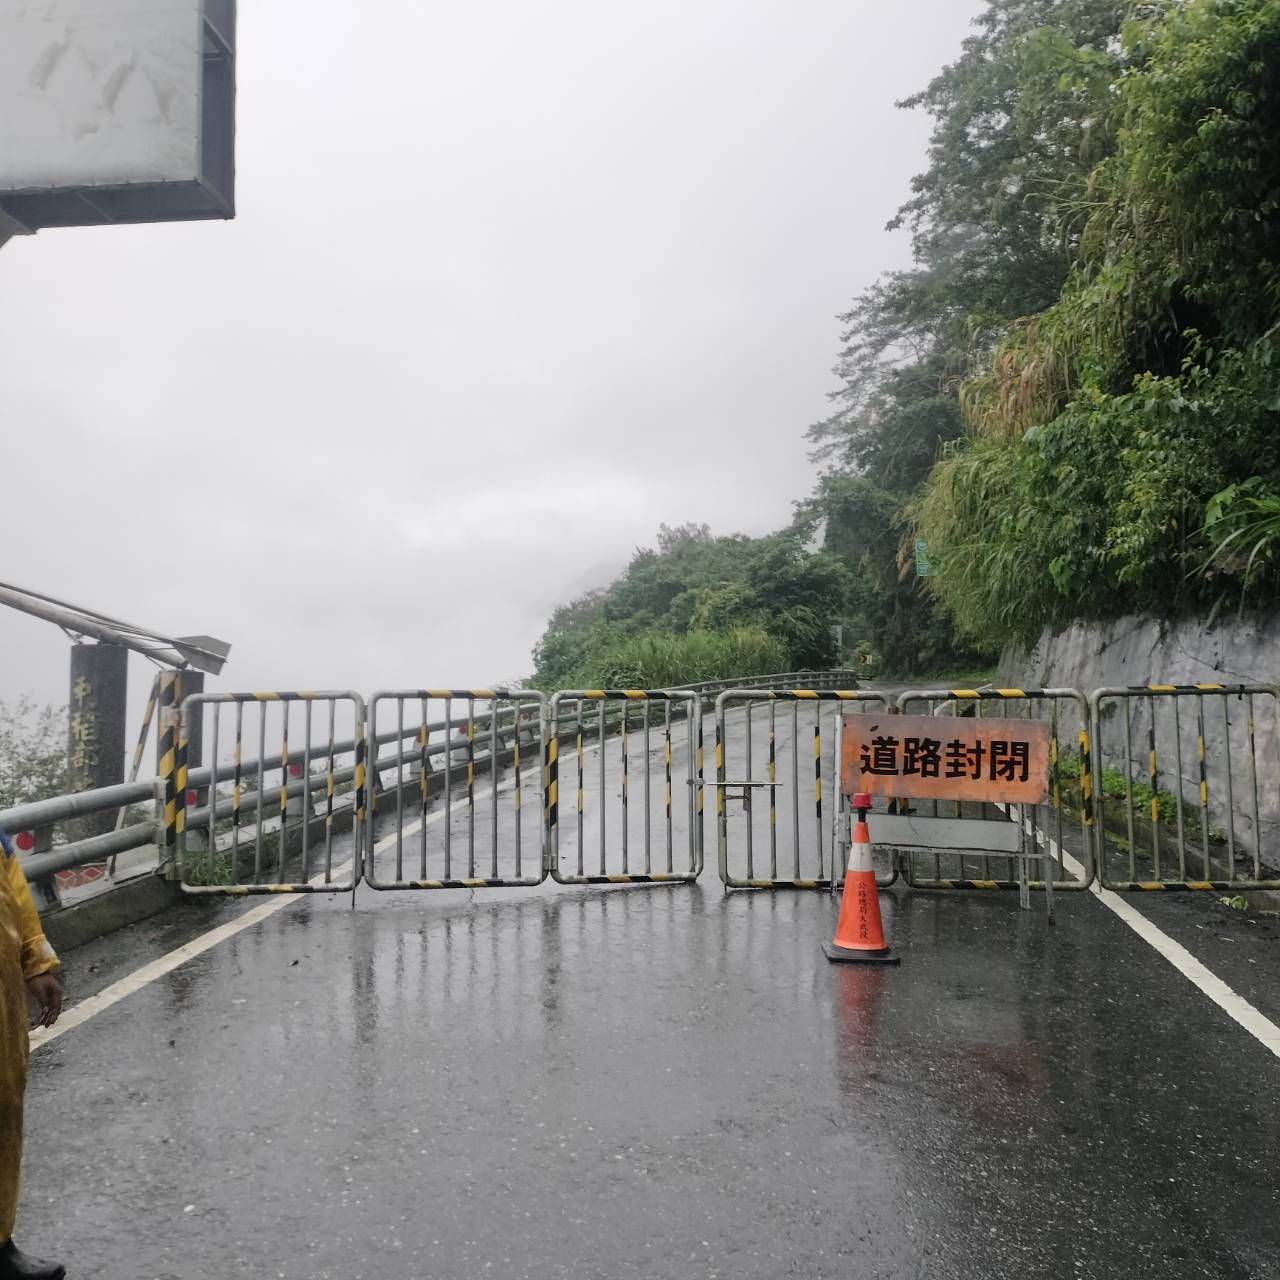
[21, 873, 1280, 1279]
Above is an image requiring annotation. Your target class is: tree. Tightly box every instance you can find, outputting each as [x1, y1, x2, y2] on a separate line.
[919, 0, 1280, 644]
[530, 590, 608, 691]
[809, 0, 1131, 485]
[798, 0, 1131, 668]
[0, 698, 67, 812]
[529, 1, 1180, 676]
[796, 475, 997, 676]
[656, 522, 712, 554]
[531, 527, 853, 687]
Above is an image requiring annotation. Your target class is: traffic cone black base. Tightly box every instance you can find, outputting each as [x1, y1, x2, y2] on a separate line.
[822, 940, 901, 965]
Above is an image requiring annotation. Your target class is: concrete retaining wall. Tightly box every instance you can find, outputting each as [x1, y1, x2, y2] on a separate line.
[1000, 614, 1280, 871]
[998, 613, 1280, 694]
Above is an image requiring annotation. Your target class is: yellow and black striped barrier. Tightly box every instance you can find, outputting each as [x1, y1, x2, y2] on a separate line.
[1106, 880, 1236, 892]
[164, 676, 1280, 902]
[714, 687, 890, 890]
[363, 689, 546, 891]
[546, 690, 702, 885]
[893, 687, 1095, 900]
[176, 691, 367, 897]
[1090, 684, 1280, 893]
[157, 670, 182, 863]
[724, 689, 874, 701]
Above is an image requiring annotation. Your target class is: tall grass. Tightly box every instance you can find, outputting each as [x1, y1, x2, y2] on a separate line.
[1200, 481, 1280, 596]
[586, 627, 788, 690]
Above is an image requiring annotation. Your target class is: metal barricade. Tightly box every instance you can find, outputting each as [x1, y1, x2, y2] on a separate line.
[894, 688, 1094, 897]
[1090, 684, 1280, 891]
[546, 690, 702, 884]
[715, 688, 889, 889]
[176, 692, 366, 895]
[364, 689, 546, 889]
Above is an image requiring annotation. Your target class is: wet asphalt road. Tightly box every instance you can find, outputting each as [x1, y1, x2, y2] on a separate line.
[17, 733, 1280, 1279]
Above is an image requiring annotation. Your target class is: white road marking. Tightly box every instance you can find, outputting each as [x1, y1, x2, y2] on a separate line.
[32, 711, 654, 1050]
[1030, 822, 1280, 1059]
[1089, 884, 1280, 1056]
[45, 712, 1277, 1063]
[30, 762, 538, 1053]
[30, 893, 320, 1051]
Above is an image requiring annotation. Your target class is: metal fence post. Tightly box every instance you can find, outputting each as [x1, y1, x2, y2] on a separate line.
[1089, 684, 1280, 891]
[714, 687, 889, 889]
[157, 671, 181, 880]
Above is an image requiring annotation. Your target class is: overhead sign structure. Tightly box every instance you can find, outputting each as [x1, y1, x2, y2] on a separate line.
[840, 713, 1051, 807]
[0, 0, 234, 233]
[0, 581, 230, 673]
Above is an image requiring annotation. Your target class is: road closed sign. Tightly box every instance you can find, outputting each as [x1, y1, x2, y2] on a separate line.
[841, 713, 1051, 805]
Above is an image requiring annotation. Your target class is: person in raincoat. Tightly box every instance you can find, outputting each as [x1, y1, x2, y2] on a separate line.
[0, 829, 65, 1280]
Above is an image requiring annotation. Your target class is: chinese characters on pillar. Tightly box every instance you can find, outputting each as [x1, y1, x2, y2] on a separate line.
[70, 675, 100, 774]
[841, 713, 1050, 805]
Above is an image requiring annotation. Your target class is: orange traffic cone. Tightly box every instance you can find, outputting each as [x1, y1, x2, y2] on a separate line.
[824, 792, 900, 965]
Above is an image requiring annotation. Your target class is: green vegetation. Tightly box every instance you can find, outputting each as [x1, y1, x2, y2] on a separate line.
[0, 698, 67, 810]
[803, 0, 1132, 659]
[916, 0, 1280, 644]
[1052, 751, 1226, 850]
[562, 628, 788, 692]
[534, 0, 1280, 685]
[1201, 481, 1280, 603]
[186, 827, 286, 885]
[181, 848, 234, 887]
[1053, 751, 1181, 825]
[532, 525, 848, 689]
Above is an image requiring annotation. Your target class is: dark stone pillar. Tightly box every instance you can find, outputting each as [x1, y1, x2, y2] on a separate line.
[66, 642, 128, 843]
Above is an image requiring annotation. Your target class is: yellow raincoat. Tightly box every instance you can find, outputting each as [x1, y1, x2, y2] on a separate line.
[1, 834, 59, 1242]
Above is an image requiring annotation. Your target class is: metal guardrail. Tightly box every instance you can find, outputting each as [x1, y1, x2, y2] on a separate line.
[0, 673, 860, 889]
[7, 668, 1280, 903]
[681, 671, 865, 701]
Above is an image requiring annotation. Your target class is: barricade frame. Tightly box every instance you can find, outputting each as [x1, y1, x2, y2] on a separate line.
[893, 687, 1095, 895]
[1090, 683, 1280, 892]
[363, 688, 547, 891]
[715, 688, 891, 890]
[136, 676, 1280, 902]
[176, 691, 367, 896]
[546, 689, 703, 885]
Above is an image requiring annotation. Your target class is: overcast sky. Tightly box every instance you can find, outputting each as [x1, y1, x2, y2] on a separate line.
[1, 0, 982, 731]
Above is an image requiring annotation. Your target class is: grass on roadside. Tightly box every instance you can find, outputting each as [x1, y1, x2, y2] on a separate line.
[1052, 753, 1227, 847]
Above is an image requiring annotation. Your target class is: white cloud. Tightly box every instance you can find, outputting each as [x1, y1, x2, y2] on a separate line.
[0, 0, 984, 729]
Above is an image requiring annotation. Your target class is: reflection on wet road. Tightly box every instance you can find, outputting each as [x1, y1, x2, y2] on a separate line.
[20, 744, 1280, 1279]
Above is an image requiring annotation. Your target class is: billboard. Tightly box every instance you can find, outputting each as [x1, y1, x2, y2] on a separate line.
[0, 0, 234, 230]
